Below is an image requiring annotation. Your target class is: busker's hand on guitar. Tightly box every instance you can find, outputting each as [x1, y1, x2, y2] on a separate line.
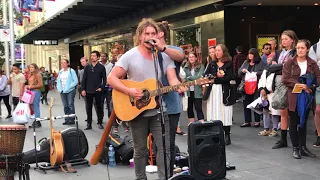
[128, 88, 143, 100]
[81, 90, 86, 97]
[177, 85, 188, 94]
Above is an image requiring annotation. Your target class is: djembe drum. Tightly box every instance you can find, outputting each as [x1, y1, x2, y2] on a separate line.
[0, 125, 27, 180]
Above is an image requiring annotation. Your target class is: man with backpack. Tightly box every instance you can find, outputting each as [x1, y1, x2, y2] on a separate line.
[309, 25, 320, 65]
[310, 25, 320, 148]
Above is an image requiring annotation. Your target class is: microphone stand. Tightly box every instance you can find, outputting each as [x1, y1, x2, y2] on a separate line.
[150, 44, 168, 179]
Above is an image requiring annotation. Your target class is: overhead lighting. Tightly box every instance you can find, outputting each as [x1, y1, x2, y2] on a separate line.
[315, 3, 319, 6]
[258, 2, 262, 6]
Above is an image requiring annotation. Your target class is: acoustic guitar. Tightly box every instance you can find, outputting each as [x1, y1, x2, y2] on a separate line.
[112, 76, 214, 121]
[49, 98, 65, 166]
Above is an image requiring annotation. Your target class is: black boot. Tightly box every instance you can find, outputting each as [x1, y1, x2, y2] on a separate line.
[28, 121, 42, 128]
[272, 130, 288, 149]
[293, 147, 301, 159]
[313, 136, 320, 148]
[84, 124, 92, 130]
[300, 146, 316, 157]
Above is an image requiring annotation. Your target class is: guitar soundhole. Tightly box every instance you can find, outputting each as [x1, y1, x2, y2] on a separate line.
[136, 89, 151, 109]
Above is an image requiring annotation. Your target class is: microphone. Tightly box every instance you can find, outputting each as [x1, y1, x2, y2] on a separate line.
[144, 39, 156, 46]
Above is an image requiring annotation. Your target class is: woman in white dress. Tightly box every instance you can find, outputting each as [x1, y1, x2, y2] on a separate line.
[205, 44, 235, 145]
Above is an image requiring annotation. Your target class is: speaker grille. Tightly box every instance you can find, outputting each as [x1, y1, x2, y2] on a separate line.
[193, 144, 224, 177]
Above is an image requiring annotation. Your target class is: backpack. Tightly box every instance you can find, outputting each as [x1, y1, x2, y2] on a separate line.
[313, 43, 317, 54]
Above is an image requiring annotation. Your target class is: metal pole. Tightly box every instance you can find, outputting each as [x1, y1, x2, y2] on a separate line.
[3, 0, 10, 76]
[21, 43, 24, 71]
[9, 0, 15, 64]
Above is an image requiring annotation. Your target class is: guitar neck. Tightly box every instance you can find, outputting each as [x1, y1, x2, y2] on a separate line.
[150, 80, 198, 96]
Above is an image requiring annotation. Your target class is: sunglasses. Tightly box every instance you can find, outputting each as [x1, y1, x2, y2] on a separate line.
[264, 48, 271, 50]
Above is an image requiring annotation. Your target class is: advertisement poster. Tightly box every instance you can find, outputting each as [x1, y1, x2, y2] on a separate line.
[256, 35, 279, 56]
[208, 38, 217, 47]
[20, 0, 43, 12]
[15, 44, 26, 60]
[22, 11, 31, 22]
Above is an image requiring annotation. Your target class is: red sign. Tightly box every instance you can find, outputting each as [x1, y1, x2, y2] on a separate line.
[208, 38, 217, 47]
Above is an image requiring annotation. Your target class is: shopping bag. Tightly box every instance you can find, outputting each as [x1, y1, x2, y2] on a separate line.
[13, 102, 30, 124]
[21, 90, 35, 104]
[246, 97, 263, 115]
[244, 72, 257, 95]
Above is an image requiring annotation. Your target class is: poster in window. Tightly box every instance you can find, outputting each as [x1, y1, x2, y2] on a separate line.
[256, 35, 279, 56]
[20, 0, 43, 12]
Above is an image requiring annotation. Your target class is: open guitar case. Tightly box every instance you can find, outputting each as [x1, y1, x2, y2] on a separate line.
[22, 127, 89, 172]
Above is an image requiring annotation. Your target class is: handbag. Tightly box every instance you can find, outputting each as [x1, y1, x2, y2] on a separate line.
[202, 84, 212, 101]
[316, 87, 320, 105]
[272, 83, 288, 109]
[237, 80, 244, 93]
[224, 80, 237, 106]
[21, 90, 35, 104]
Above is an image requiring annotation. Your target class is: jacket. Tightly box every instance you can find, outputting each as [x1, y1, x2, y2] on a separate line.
[233, 53, 246, 75]
[282, 56, 320, 112]
[0, 75, 10, 96]
[57, 68, 78, 94]
[205, 61, 235, 105]
[184, 63, 204, 99]
[238, 60, 266, 79]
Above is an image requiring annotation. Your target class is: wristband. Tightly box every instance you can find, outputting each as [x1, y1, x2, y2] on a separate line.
[161, 46, 167, 52]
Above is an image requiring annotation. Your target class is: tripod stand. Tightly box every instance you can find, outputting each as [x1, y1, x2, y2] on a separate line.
[31, 114, 89, 174]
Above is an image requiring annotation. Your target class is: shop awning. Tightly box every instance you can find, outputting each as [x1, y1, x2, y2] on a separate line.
[17, 0, 178, 44]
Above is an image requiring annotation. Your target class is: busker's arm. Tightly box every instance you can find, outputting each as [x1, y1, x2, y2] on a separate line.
[167, 68, 188, 93]
[107, 66, 143, 100]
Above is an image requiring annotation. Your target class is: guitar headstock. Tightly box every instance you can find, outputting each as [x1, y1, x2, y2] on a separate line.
[195, 76, 214, 86]
[49, 97, 54, 109]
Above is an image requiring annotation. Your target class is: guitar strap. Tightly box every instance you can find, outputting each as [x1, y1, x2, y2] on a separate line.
[59, 153, 77, 173]
[157, 51, 169, 86]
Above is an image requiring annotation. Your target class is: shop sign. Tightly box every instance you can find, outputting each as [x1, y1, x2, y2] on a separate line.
[0, 28, 10, 42]
[33, 40, 58, 46]
[208, 38, 217, 47]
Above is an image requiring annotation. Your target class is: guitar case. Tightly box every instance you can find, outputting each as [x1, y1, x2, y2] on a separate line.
[22, 127, 89, 164]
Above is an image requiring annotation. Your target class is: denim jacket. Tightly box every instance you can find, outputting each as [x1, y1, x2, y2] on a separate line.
[57, 68, 78, 94]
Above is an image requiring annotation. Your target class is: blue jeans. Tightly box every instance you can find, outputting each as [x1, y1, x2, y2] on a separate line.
[60, 89, 76, 123]
[31, 90, 41, 118]
[102, 86, 113, 117]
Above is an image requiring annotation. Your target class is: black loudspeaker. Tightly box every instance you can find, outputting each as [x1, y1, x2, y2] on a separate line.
[169, 175, 197, 180]
[188, 121, 226, 180]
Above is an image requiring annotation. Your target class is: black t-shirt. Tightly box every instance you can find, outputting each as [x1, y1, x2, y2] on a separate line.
[248, 64, 254, 72]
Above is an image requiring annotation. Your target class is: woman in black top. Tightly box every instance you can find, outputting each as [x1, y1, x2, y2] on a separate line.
[238, 48, 267, 127]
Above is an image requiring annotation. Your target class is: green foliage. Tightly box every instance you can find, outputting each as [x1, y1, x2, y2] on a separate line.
[175, 27, 199, 47]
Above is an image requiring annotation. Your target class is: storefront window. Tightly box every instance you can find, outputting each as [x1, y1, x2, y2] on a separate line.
[175, 27, 202, 63]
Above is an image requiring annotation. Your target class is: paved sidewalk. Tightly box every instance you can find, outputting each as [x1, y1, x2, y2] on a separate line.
[1, 90, 320, 180]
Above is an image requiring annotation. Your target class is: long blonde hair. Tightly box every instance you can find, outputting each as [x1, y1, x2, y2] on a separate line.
[134, 18, 159, 46]
[280, 30, 298, 50]
[29, 63, 40, 75]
